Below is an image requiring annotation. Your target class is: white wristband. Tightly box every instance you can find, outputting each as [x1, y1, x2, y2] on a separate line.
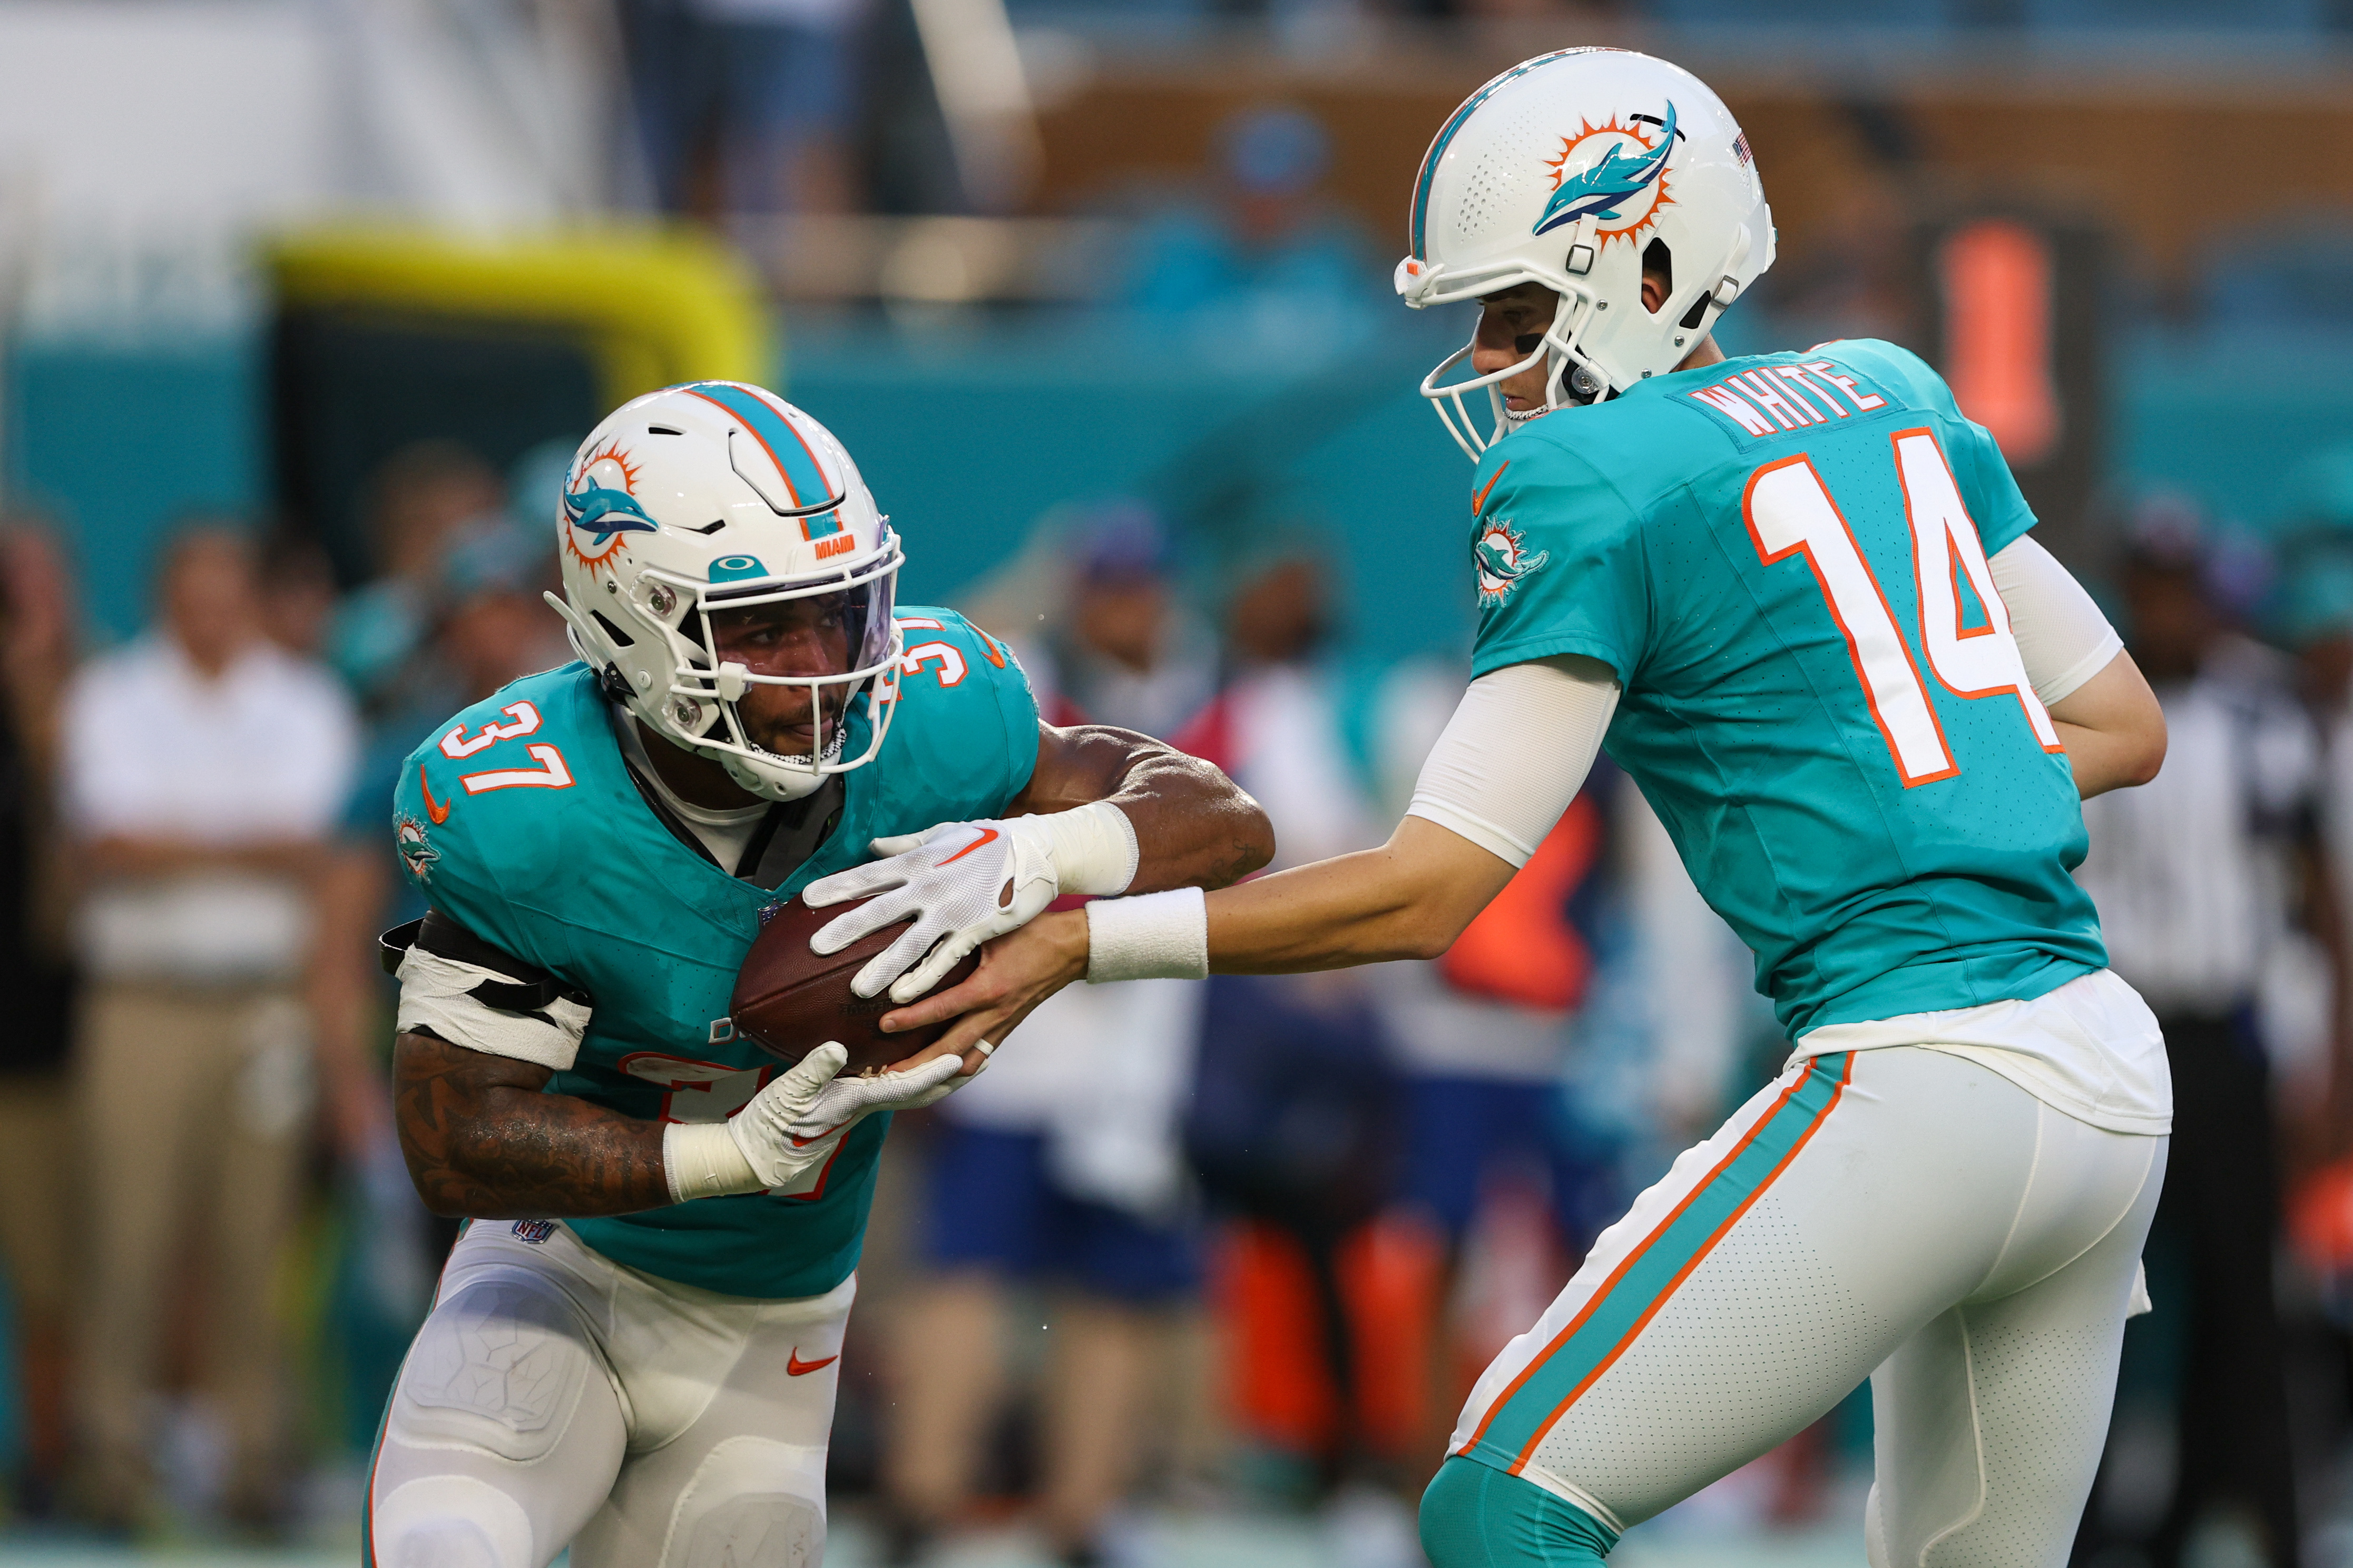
[663, 1120, 763, 1203]
[1085, 887, 1209, 983]
[1036, 798, 1140, 896]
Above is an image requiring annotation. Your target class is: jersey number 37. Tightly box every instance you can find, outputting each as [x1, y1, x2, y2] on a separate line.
[1744, 428, 2060, 788]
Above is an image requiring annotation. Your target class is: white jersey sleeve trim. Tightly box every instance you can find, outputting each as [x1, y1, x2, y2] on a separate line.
[395, 944, 591, 1071]
[1403, 655, 1621, 870]
[1989, 536, 2123, 707]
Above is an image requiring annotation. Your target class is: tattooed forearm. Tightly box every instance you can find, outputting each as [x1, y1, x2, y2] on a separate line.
[391, 1031, 672, 1218]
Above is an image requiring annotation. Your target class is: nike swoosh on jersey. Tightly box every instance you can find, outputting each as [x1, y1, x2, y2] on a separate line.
[936, 825, 999, 866]
[419, 764, 453, 825]
[787, 1349, 839, 1377]
[1473, 460, 1511, 518]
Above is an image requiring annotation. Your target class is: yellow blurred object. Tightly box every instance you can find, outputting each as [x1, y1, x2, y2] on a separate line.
[267, 226, 776, 409]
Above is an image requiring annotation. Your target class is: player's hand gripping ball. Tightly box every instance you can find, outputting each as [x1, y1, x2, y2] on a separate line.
[731, 893, 981, 1076]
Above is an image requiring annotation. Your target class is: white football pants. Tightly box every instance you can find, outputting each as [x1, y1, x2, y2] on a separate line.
[367, 1219, 851, 1568]
[1449, 1046, 2165, 1568]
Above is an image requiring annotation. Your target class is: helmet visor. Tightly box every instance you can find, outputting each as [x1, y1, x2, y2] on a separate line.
[691, 560, 898, 766]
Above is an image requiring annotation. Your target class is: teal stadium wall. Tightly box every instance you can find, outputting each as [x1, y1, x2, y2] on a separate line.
[11, 312, 2351, 655]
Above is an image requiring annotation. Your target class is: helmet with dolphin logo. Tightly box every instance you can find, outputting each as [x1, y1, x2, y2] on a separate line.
[546, 382, 904, 802]
[1395, 49, 1774, 459]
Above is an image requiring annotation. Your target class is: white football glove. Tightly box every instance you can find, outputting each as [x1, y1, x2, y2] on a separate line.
[803, 800, 1138, 1003]
[663, 1043, 966, 1201]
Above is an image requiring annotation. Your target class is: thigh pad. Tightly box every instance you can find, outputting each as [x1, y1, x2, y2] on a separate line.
[391, 1275, 601, 1463]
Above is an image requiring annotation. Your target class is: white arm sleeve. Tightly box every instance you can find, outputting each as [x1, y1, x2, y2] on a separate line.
[394, 945, 592, 1071]
[1989, 536, 2122, 707]
[1404, 655, 1621, 869]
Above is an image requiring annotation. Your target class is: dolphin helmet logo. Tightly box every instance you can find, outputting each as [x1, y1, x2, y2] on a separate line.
[1533, 101, 1676, 239]
[562, 440, 656, 569]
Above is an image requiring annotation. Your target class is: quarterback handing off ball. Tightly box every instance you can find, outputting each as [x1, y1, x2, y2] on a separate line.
[731, 894, 979, 1074]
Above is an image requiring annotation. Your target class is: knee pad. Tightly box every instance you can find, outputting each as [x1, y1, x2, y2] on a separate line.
[669, 1436, 825, 1568]
[391, 1277, 599, 1464]
[372, 1475, 537, 1568]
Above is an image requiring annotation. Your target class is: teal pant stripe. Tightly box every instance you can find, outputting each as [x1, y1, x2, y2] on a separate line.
[1421, 1454, 1618, 1566]
[1465, 1052, 1852, 1468]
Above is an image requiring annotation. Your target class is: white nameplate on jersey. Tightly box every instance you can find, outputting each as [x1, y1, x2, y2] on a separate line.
[1688, 361, 1886, 438]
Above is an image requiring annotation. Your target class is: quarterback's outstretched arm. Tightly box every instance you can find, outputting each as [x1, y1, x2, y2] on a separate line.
[879, 655, 1615, 1057]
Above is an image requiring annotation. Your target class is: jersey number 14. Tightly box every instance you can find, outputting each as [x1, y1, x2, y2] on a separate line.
[1744, 427, 2061, 787]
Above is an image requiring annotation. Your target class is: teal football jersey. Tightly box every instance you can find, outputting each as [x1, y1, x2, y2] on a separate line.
[390, 608, 1038, 1298]
[1470, 340, 2106, 1038]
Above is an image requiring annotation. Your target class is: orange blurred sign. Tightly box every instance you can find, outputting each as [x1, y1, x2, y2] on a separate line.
[1938, 218, 2063, 467]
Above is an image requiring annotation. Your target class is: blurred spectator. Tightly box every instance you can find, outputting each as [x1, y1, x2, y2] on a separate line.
[1172, 549, 1420, 1542]
[258, 531, 341, 660]
[881, 979, 1210, 1565]
[2072, 509, 2324, 1568]
[63, 527, 357, 1533]
[1012, 502, 1218, 735]
[619, 0, 862, 215]
[1123, 105, 1381, 341]
[321, 509, 570, 1209]
[882, 506, 1218, 1564]
[328, 440, 504, 706]
[0, 522, 80, 1517]
[303, 508, 573, 1450]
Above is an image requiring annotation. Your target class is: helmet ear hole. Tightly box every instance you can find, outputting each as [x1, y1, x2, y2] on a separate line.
[1642, 239, 1673, 313]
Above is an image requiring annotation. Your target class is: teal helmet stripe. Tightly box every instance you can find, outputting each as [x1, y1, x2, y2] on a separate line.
[1409, 48, 1596, 261]
[680, 381, 846, 539]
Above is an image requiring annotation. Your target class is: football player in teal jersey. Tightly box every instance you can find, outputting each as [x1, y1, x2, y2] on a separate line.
[879, 51, 2174, 1568]
[365, 382, 1270, 1568]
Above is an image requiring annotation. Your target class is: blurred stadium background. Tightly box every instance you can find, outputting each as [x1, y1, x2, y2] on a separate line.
[3, 1, 2353, 1565]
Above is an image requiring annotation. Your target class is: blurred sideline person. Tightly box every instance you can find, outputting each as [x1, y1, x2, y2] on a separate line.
[365, 385, 1267, 1567]
[0, 522, 80, 1517]
[2070, 516, 2321, 1568]
[1172, 546, 1416, 1509]
[874, 51, 2175, 1568]
[1124, 105, 1381, 340]
[881, 507, 1218, 1565]
[618, 0, 860, 215]
[313, 518, 576, 1246]
[330, 440, 505, 705]
[64, 527, 358, 1530]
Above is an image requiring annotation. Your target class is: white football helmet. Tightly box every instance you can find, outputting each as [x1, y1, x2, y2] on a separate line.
[1395, 48, 1776, 459]
[546, 382, 904, 801]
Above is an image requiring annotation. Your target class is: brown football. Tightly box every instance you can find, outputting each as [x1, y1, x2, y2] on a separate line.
[730, 894, 979, 1076]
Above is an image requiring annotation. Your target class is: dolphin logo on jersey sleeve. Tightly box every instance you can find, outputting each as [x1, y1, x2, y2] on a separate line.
[1474, 520, 1550, 603]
